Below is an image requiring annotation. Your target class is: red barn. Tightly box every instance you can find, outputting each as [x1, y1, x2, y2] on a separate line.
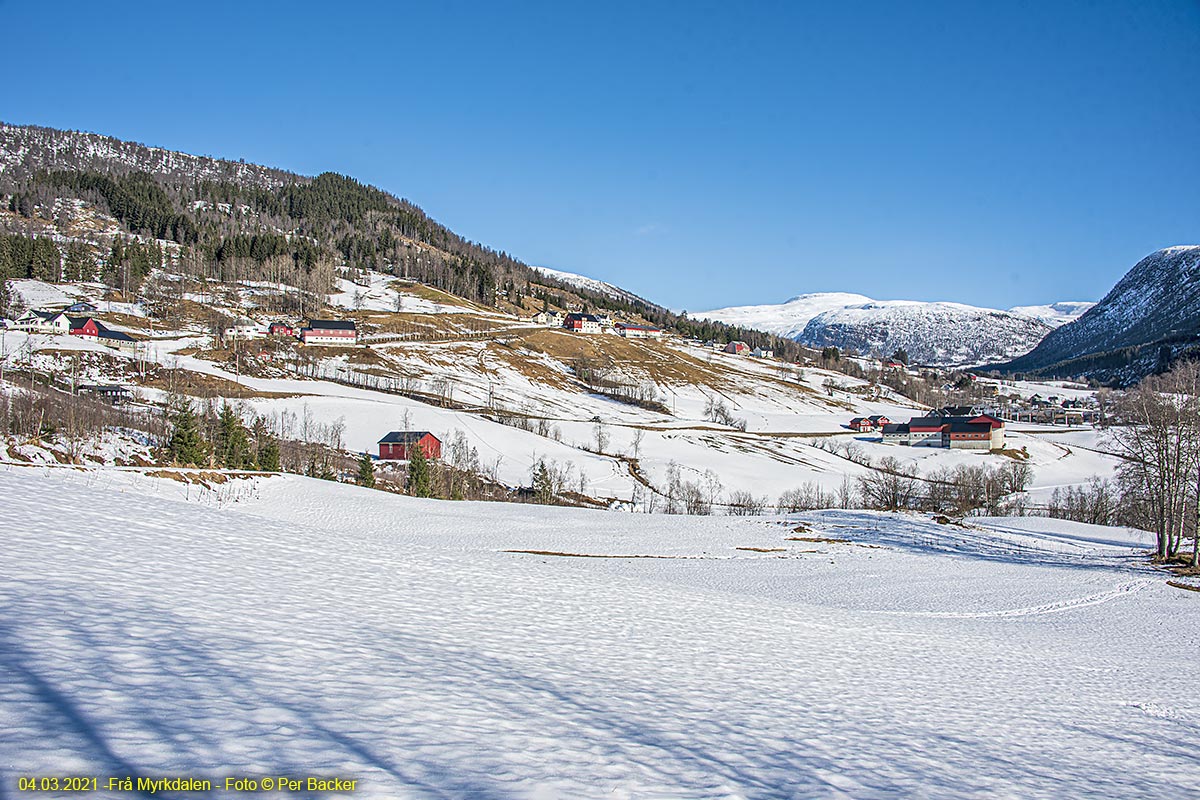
[849, 417, 874, 431]
[301, 319, 357, 345]
[268, 321, 295, 337]
[378, 431, 442, 461]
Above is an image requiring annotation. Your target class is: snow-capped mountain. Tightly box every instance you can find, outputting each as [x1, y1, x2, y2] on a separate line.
[799, 301, 1052, 366]
[695, 293, 874, 339]
[1008, 301, 1095, 327]
[1002, 246, 1200, 383]
[701, 293, 1054, 365]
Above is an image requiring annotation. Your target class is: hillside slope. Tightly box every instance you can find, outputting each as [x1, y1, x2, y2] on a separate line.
[1000, 246, 1200, 383]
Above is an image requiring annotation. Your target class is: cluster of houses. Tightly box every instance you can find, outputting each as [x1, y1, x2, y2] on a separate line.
[531, 311, 665, 340]
[717, 341, 774, 358]
[229, 318, 359, 346]
[850, 406, 1007, 450]
[8, 303, 140, 353]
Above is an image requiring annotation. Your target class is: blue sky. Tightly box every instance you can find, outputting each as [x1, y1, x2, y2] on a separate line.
[2, 0, 1197, 311]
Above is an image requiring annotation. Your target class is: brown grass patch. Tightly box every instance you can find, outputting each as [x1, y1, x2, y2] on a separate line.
[135, 369, 302, 400]
[503, 550, 697, 559]
[786, 536, 851, 544]
[735, 546, 787, 553]
[1166, 580, 1200, 593]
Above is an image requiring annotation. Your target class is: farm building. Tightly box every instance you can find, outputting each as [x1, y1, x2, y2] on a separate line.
[724, 341, 750, 355]
[268, 322, 296, 337]
[891, 413, 1006, 450]
[615, 323, 663, 340]
[563, 313, 602, 334]
[378, 431, 442, 461]
[849, 417, 874, 432]
[881, 422, 910, 444]
[301, 319, 357, 346]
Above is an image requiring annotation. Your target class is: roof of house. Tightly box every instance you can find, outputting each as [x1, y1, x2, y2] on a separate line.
[617, 323, 661, 331]
[378, 430, 440, 444]
[850, 417, 870, 424]
[881, 423, 910, 434]
[305, 319, 356, 330]
[947, 421, 994, 434]
[565, 313, 601, 322]
[868, 415, 889, 422]
[100, 329, 136, 342]
[908, 416, 948, 430]
[938, 405, 978, 416]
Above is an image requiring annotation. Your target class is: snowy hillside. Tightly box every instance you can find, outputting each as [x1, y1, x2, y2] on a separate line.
[530, 265, 651, 306]
[1008, 301, 1095, 327]
[3, 463, 1195, 798]
[1003, 246, 1200, 382]
[695, 292, 873, 339]
[0, 121, 293, 188]
[800, 301, 1053, 365]
[701, 293, 1055, 365]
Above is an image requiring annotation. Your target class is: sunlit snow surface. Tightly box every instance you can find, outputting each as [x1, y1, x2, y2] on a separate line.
[2, 466, 1198, 799]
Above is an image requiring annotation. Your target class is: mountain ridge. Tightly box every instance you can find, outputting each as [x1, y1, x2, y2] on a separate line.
[698, 292, 1091, 365]
[998, 246, 1200, 383]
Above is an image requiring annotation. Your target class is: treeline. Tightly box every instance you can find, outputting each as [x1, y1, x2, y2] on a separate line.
[42, 171, 198, 243]
[5, 124, 835, 360]
[0, 232, 163, 300]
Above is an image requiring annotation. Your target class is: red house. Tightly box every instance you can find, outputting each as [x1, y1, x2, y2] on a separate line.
[378, 431, 442, 461]
[849, 417, 874, 431]
[268, 322, 295, 337]
[724, 341, 750, 355]
[68, 316, 102, 338]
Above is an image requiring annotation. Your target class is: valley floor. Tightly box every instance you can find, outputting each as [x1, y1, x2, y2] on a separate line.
[2, 465, 1197, 799]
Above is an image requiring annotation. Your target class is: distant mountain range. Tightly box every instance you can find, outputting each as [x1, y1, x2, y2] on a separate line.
[698, 294, 1092, 366]
[999, 246, 1200, 384]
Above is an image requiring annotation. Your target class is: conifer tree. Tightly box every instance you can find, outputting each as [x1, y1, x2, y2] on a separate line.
[214, 403, 251, 468]
[407, 444, 432, 497]
[356, 452, 376, 488]
[167, 400, 207, 466]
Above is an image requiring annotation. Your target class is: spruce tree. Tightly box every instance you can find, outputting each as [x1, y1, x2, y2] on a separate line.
[167, 400, 207, 466]
[407, 444, 432, 497]
[533, 460, 554, 504]
[214, 403, 251, 468]
[356, 452, 376, 488]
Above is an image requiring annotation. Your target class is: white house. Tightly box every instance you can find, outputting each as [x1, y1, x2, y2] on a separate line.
[616, 323, 664, 340]
[750, 347, 774, 358]
[13, 309, 70, 334]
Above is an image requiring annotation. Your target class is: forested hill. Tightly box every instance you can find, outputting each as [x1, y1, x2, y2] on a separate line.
[0, 121, 802, 356]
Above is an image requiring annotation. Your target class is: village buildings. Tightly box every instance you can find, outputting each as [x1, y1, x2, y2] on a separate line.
[563, 313, 602, 334]
[858, 412, 1007, 450]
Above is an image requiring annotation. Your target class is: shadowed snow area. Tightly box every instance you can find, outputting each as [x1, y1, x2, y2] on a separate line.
[1, 465, 1198, 799]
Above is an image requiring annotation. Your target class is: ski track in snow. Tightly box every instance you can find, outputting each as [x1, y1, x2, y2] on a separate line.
[1, 466, 1198, 799]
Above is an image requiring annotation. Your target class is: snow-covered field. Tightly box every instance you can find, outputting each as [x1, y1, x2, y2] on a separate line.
[2, 464, 1197, 799]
